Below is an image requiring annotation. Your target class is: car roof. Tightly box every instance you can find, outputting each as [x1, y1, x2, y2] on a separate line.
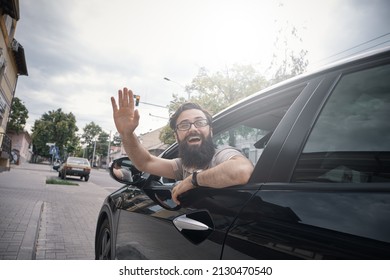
[214, 46, 390, 120]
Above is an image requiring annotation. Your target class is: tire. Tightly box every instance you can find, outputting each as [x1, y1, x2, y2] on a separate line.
[84, 175, 89, 182]
[58, 172, 61, 177]
[61, 170, 66, 180]
[96, 219, 111, 260]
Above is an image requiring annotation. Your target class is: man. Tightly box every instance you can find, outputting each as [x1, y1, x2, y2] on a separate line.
[111, 87, 254, 204]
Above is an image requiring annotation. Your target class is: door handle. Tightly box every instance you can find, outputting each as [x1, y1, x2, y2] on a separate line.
[173, 215, 210, 231]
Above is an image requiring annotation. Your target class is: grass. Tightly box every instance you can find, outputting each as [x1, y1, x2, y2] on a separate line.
[46, 177, 79, 186]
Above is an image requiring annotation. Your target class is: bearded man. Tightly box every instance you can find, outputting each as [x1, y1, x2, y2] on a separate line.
[111, 87, 254, 204]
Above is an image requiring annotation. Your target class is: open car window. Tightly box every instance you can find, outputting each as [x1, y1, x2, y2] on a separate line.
[212, 84, 307, 166]
[161, 83, 306, 176]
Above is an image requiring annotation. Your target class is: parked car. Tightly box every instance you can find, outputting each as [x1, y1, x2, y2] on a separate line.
[95, 47, 390, 260]
[58, 157, 91, 181]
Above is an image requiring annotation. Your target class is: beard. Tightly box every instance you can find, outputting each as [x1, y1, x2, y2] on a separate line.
[178, 132, 215, 169]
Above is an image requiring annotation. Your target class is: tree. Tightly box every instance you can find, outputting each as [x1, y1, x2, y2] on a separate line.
[268, 25, 309, 85]
[186, 65, 268, 114]
[81, 122, 110, 166]
[6, 97, 28, 134]
[159, 21, 309, 145]
[31, 109, 79, 160]
[160, 64, 268, 144]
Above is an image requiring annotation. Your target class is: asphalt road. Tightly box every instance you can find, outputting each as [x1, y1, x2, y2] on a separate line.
[0, 162, 125, 259]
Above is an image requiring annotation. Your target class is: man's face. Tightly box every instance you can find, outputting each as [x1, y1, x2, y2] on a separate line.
[175, 109, 212, 145]
[175, 109, 215, 168]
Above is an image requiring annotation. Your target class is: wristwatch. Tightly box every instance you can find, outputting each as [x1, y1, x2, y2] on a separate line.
[191, 170, 203, 188]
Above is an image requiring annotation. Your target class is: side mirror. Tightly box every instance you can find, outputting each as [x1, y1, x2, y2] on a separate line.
[109, 157, 144, 185]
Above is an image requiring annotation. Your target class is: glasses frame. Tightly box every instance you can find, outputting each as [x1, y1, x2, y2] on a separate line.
[176, 119, 209, 131]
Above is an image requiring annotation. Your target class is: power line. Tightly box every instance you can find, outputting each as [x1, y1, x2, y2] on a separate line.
[344, 39, 390, 57]
[313, 32, 390, 65]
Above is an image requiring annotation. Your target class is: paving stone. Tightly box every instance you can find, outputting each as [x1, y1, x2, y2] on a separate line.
[1, 162, 110, 260]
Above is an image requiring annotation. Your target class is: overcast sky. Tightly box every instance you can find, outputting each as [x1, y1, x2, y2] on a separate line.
[14, 0, 390, 136]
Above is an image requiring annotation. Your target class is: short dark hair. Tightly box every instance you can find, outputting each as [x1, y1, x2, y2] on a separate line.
[169, 102, 213, 131]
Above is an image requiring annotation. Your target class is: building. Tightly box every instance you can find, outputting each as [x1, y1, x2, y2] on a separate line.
[7, 130, 32, 164]
[108, 127, 169, 165]
[138, 127, 169, 156]
[0, 0, 28, 172]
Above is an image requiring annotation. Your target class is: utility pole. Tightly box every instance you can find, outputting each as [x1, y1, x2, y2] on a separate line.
[106, 130, 111, 168]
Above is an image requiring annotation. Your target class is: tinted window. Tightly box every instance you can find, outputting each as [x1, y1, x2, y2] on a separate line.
[292, 64, 390, 183]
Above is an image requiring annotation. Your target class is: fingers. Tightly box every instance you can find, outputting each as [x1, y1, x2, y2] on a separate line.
[171, 187, 180, 205]
[115, 87, 135, 108]
[134, 107, 140, 123]
[110, 97, 118, 113]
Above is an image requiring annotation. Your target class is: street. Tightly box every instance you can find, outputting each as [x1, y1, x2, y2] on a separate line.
[0, 162, 124, 259]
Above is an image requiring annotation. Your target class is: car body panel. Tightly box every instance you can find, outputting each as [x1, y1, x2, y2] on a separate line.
[95, 46, 390, 260]
[112, 184, 258, 259]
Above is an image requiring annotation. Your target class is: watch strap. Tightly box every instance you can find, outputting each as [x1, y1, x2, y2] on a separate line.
[191, 170, 202, 187]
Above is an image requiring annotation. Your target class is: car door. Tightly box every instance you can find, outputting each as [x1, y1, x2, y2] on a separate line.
[223, 57, 390, 259]
[114, 171, 259, 259]
[113, 76, 311, 259]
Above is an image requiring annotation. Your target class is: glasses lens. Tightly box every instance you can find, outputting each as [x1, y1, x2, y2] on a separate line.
[194, 119, 208, 127]
[176, 119, 208, 131]
[177, 123, 190, 131]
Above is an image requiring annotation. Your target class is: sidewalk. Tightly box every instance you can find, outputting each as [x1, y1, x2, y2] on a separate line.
[0, 162, 109, 260]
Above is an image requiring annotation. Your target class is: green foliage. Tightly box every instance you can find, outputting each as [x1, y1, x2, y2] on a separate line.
[158, 22, 309, 146]
[159, 64, 268, 144]
[188, 65, 268, 114]
[82, 122, 103, 145]
[81, 122, 110, 162]
[45, 177, 79, 186]
[6, 97, 29, 134]
[159, 125, 176, 146]
[31, 109, 79, 159]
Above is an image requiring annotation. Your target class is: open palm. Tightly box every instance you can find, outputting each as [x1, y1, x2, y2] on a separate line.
[111, 88, 140, 136]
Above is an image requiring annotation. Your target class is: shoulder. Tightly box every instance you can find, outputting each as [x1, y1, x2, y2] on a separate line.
[172, 158, 183, 180]
[211, 147, 245, 165]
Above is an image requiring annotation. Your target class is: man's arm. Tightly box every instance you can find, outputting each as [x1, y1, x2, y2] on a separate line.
[111, 88, 176, 179]
[196, 155, 254, 188]
[171, 155, 254, 204]
[120, 131, 176, 179]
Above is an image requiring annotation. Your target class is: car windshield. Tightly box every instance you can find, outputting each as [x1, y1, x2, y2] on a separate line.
[67, 157, 90, 165]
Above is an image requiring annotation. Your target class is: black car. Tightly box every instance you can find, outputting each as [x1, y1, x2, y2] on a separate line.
[95, 47, 390, 260]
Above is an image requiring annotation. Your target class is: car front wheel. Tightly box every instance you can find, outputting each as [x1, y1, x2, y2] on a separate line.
[96, 219, 111, 260]
[84, 175, 89, 182]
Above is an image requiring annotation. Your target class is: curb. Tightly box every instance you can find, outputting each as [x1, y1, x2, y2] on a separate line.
[17, 200, 44, 260]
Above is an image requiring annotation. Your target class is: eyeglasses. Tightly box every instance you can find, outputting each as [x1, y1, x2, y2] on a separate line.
[176, 119, 209, 131]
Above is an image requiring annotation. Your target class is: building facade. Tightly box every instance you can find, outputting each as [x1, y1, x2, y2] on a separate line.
[0, 0, 28, 172]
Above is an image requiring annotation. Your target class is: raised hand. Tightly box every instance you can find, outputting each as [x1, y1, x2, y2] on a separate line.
[111, 87, 140, 136]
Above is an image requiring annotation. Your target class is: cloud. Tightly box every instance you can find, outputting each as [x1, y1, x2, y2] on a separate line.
[14, 0, 390, 136]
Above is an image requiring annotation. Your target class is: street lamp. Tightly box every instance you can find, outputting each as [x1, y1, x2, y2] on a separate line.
[164, 77, 190, 100]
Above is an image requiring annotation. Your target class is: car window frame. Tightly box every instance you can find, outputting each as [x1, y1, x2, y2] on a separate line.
[266, 56, 390, 184]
